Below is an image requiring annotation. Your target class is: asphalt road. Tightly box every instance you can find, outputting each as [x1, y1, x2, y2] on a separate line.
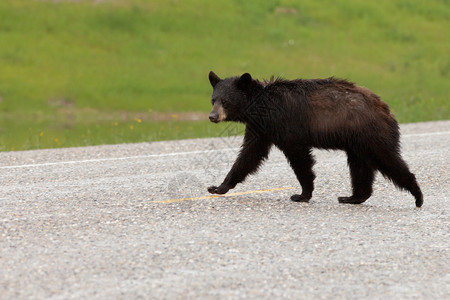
[1, 121, 449, 299]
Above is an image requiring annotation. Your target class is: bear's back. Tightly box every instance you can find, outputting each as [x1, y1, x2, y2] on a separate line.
[262, 77, 397, 146]
[301, 79, 395, 135]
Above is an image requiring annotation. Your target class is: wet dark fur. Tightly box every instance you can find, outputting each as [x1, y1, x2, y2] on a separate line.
[207, 71, 423, 207]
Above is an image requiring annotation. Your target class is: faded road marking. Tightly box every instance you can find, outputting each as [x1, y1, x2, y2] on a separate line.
[152, 186, 295, 204]
[1, 131, 449, 169]
[0, 148, 238, 169]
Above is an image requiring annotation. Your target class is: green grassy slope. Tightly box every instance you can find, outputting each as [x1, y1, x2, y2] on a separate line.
[0, 0, 448, 150]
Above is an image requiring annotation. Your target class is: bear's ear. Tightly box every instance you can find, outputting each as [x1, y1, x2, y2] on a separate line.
[209, 71, 221, 88]
[237, 73, 252, 90]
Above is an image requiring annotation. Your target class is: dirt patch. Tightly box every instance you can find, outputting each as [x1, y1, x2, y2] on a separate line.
[54, 107, 209, 122]
[48, 98, 75, 108]
[119, 111, 208, 122]
[274, 7, 298, 15]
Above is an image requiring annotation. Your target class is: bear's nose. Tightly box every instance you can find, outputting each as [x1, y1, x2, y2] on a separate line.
[209, 113, 218, 123]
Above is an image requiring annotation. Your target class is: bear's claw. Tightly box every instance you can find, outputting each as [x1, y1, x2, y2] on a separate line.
[207, 186, 218, 194]
[290, 193, 311, 202]
[338, 196, 368, 204]
[207, 185, 229, 194]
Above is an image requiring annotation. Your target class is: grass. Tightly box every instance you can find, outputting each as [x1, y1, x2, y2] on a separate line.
[0, 0, 448, 151]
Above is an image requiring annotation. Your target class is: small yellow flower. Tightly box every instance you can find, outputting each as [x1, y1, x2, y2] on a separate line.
[54, 138, 59, 143]
[129, 125, 134, 130]
[39, 131, 44, 137]
[171, 114, 178, 120]
[114, 122, 119, 126]
[136, 118, 142, 123]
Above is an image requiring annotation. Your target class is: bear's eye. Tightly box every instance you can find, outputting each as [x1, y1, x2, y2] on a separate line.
[221, 99, 228, 107]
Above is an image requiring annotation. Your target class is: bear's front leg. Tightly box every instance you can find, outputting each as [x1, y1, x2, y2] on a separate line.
[207, 129, 272, 195]
[280, 145, 316, 203]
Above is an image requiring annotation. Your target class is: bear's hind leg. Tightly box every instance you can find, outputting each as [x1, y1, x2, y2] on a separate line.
[282, 147, 316, 202]
[373, 152, 423, 207]
[338, 151, 375, 205]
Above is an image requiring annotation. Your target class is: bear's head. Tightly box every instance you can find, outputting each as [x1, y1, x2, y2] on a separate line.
[208, 71, 254, 123]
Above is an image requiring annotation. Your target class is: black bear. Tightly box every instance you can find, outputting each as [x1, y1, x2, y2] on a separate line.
[206, 71, 423, 207]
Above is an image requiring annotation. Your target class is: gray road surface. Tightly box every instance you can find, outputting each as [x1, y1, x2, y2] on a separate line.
[0, 121, 449, 299]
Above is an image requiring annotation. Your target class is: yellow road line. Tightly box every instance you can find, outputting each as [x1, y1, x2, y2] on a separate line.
[153, 186, 295, 204]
